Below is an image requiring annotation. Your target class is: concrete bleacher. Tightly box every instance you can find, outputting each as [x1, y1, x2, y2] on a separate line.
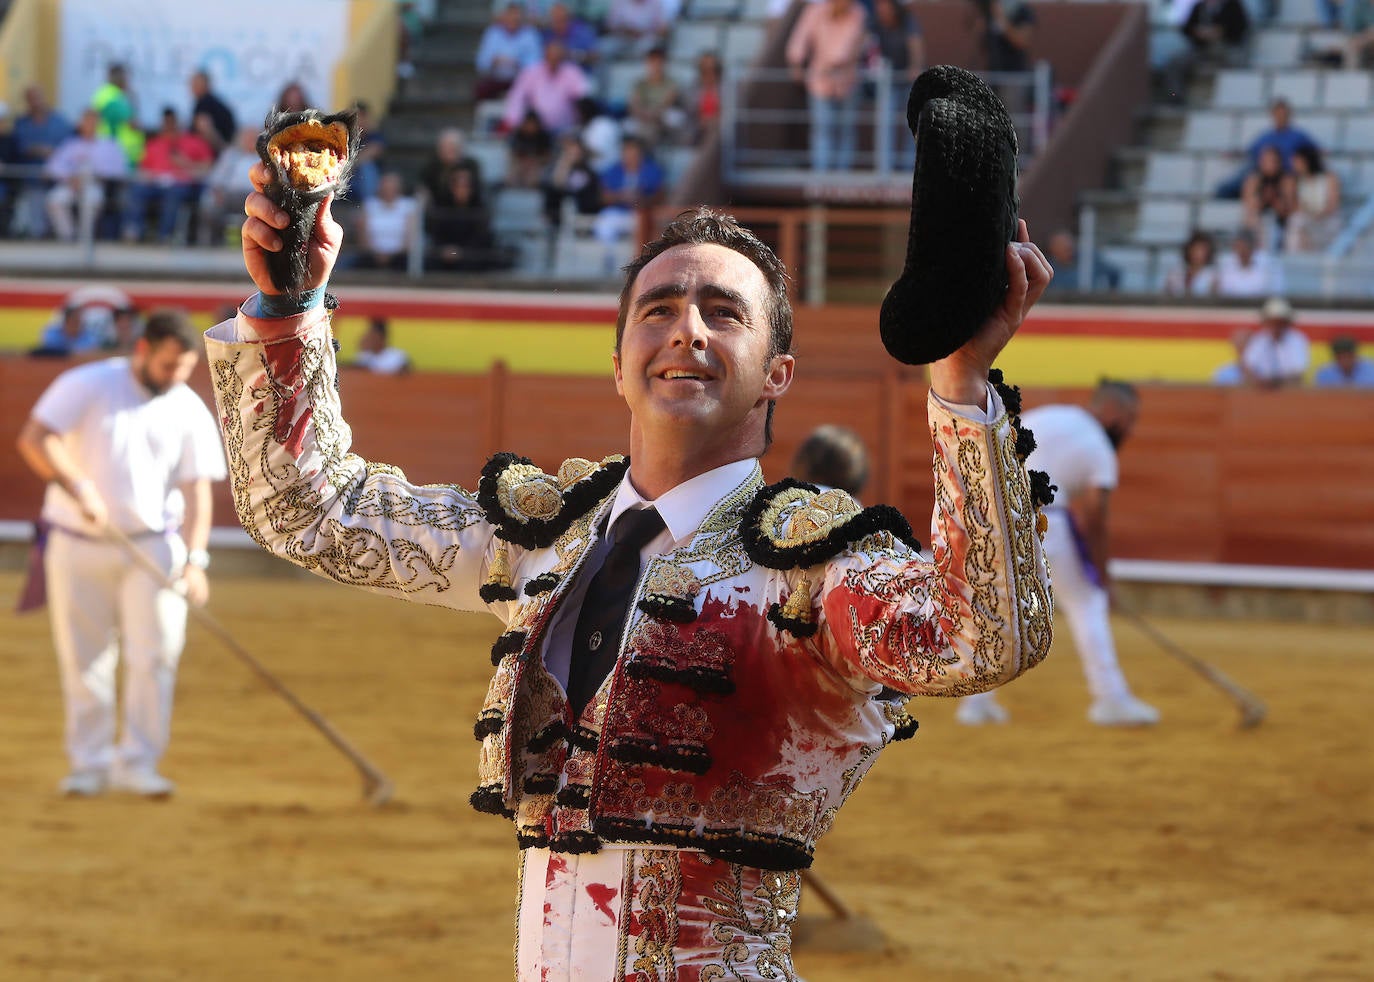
[460, 0, 773, 276]
[1088, 0, 1374, 297]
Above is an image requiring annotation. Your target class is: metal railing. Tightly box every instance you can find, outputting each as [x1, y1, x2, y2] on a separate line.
[719, 61, 1054, 197]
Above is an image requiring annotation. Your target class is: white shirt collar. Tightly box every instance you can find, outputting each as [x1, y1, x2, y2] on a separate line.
[606, 458, 760, 544]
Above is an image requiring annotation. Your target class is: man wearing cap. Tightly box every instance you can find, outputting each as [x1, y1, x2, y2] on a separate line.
[1241, 297, 1310, 388]
[1313, 336, 1374, 387]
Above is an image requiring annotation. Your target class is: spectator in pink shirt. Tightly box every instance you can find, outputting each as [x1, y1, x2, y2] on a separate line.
[502, 39, 591, 136]
[786, 0, 868, 172]
[122, 107, 214, 243]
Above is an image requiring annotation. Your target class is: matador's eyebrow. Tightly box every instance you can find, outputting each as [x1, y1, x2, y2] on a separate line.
[631, 283, 753, 318]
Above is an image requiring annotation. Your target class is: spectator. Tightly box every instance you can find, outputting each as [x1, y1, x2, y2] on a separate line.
[1240, 144, 1295, 248]
[869, 0, 924, 170]
[687, 52, 722, 143]
[1161, 0, 1249, 104]
[1043, 228, 1121, 293]
[13, 85, 73, 173]
[352, 318, 412, 374]
[10, 86, 74, 237]
[625, 46, 685, 145]
[396, 1, 424, 79]
[352, 100, 388, 202]
[44, 109, 128, 243]
[1343, 0, 1374, 68]
[196, 126, 259, 246]
[1163, 230, 1220, 296]
[121, 107, 215, 244]
[1216, 98, 1317, 198]
[508, 109, 555, 188]
[786, 0, 868, 172]
[90, 63, 144, 168]
[1211, 328, 1250, 385]
[188, 70, 236, 154]
[601, 0, 669, 61]
[108, 305, 143, 354]
[357, 171, 418, 270]
[502, 38, 591, 136]
[32, 306, 107, 357]
[275, 81, 312, 113]
[418, 128, 483, 208]
[592, 135, 663, 245]
[983, 0, 1036, 72]
[476, 4, 544, 101]
[791, 424, 870, 499]
[1241, 296, 1309, 388]
[541, 132, 603, 231]
[427, 167, 514, 272]
[543, 2, 599, 70]
[1215, 228, 1283, 297]
[1313, 336, 1374, 387]
[574, 95, 622, 170]
[1284, 144, 1342, 253]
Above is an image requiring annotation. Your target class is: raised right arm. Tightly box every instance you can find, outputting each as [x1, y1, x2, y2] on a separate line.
[210, 167, 502, 614]
[205, 305, 499, 613]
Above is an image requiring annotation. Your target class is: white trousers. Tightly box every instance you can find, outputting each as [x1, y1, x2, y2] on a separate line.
[46, 181, 105, 242]
[966, 510, 1132, 707]
[45, 529, 188, 773]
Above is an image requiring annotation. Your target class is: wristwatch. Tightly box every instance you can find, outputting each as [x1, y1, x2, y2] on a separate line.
[187, 549, 211, 570]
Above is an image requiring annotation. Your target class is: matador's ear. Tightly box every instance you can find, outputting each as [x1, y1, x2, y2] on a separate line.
[879, 65, 1020, 366]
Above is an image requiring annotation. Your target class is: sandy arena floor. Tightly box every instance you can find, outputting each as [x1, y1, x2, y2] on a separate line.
[0, 569, 1370, 982]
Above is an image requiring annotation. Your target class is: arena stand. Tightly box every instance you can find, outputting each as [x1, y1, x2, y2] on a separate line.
[1083, 0, 1374, 297]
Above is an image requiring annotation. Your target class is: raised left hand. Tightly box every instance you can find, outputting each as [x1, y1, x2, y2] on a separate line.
[928, 219, 1052, 406]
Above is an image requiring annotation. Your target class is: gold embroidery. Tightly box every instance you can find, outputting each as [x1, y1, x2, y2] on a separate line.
[643, 563, 701, 601]
[497, 463, 563, 521]
[700, 861, 800, 981]
[632, 850, 683, 981]
[760, 486, 862, 549]
[991, 418, 1054, 670]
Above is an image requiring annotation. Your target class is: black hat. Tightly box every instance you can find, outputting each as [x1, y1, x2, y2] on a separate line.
[879, 65, 1020, 366]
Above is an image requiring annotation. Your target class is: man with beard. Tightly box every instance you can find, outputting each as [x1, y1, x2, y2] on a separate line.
[958, 380, 1160, 727]
[16, 310, 226, 797]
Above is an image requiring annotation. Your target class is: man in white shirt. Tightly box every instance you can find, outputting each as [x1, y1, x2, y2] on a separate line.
[358, 172, 418, 271]
[959, 381, 1160, 727]
[16, 310, 228, 797]
[43, 108, 129, 242]
[1241, 296, 1310, 388]
[214, 172, 1055, 978]
[1215, 228, 1284, 298]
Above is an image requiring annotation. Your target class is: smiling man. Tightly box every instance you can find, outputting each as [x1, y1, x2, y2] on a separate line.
[205, 170, 1054, 979]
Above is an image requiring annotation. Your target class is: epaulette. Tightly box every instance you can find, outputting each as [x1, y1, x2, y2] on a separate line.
[476, 452, 628, 603]
[477, 452, 629, 550]
[741, 478, 922, 636]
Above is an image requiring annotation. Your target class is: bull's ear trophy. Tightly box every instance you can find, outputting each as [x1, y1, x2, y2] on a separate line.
[255, 108, 361, 298]
[879, 65, 1020, 366]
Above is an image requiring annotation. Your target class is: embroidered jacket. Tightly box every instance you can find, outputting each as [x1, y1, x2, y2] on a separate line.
[205, 305, 1052, 871]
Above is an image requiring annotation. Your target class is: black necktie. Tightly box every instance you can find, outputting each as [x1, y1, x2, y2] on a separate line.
[567, 507, 665, 720]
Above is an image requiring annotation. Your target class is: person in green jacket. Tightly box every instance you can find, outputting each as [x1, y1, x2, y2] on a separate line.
[90, 63, 143, 168]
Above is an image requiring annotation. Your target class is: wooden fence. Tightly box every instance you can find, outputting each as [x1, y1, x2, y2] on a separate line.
[3, 330, 1372, 569]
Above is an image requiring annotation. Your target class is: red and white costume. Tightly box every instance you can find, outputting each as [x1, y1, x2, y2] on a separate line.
[205, 304, 1052, 980]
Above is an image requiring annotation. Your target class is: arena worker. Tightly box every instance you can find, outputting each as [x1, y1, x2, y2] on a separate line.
[203, 167, 1054, 978]
[16, 310, 227, 798]
[958, 380, 1159, 727]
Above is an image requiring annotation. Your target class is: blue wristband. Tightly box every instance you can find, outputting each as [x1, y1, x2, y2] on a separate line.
[256, 286, 326, 319]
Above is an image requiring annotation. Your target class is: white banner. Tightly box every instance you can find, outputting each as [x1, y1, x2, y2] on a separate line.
[58, 0, 350, 134]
